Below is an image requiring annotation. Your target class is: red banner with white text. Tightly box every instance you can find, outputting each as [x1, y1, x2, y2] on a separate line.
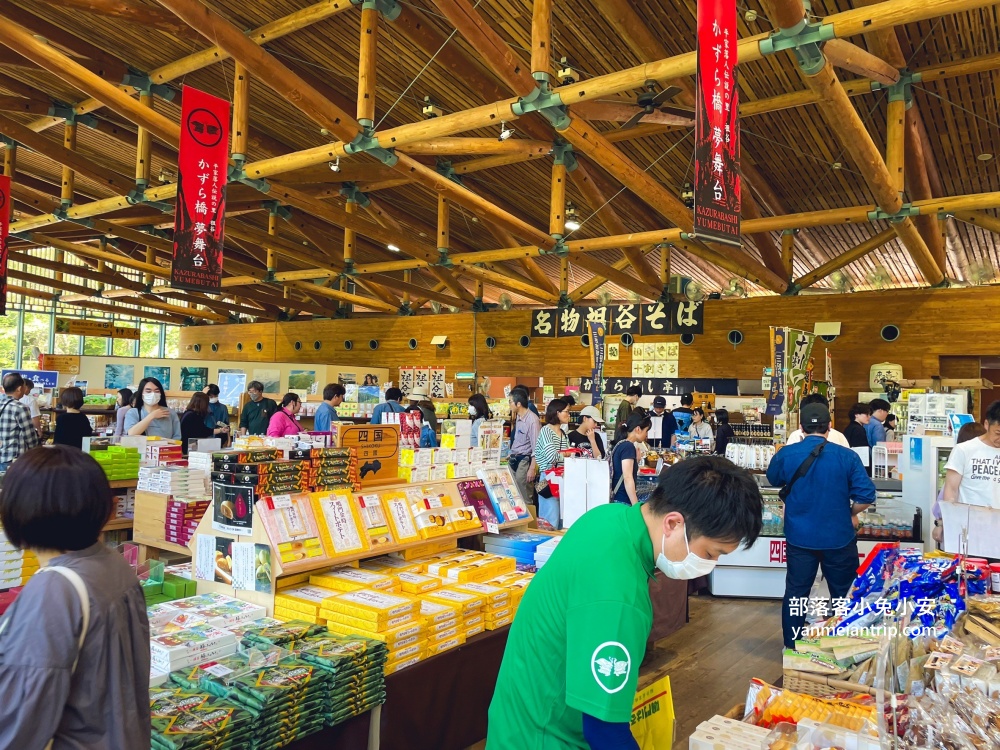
[0, 175, 9, 315]
[694, 0, 741, 246]
[171, 85, 230, 291]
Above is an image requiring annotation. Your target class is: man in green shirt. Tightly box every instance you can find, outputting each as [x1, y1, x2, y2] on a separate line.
[487, 456, 763, 749]
[238, 380, 278, 436]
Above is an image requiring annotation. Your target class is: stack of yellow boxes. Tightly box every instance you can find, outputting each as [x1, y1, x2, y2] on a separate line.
[451, 582, 513, 630]
[319, 589, 425, 675]
[273, 584, 340, 625]
[310, 568, 399, 593]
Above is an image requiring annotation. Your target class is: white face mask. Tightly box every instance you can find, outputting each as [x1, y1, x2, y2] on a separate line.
[209, 397, 219, 404]
[468, 406, 477, 417]
[655, 524, 717, 580]
[142, 392, 160, 406]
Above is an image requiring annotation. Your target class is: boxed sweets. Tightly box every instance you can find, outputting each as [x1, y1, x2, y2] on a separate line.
[309, 568, 398, 593]
[450, 582, 510, 608]
[382, 491, 420, 545]
[396, 572, 441, 595]
[358, 556, 424, 575]
[211, 448, 281, 465]
[256, 493, 326, 566]
[274, 585, 341, 617]
[356, 494, 394, 549]
[321, 589, 418, 628]
[391, 538, 459, 561]
[325, 617, 426, 646]
[319, 607, 416, 635]
[240, 619, 326, 649]
[423, 588, 485, 616]
[310, 491, 370, 558]
[149, 624, 237, 672]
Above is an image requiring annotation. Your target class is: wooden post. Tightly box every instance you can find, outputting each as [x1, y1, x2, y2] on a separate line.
[781, 230, 795, 280]
[267, 209, 279, 273]
[357, 2, 378, 126]
[475, 278, 484, 302]
[550, 161, 566, 237]
[659, 244, 670, 288]
[135, 91, 153, 187]
[402, 269, 411, 306]
[344, 200, 357, 271]
[531, 0, 552, 80]
[2, 141, 14, 227]
[559, 256, 570, 299]
[437, 196, 450, 254]
[886, 97, 906, 196]
[60, 121, 76, 206]
[96, 243, 106, 293]
[231, 62, 250, 160]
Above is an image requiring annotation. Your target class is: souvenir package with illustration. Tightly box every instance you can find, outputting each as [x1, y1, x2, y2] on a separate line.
[256, 492, 326, 566]
[356, 493, 394, 548]
[310, 491, 369, 558]
[309, 567, 398, 593]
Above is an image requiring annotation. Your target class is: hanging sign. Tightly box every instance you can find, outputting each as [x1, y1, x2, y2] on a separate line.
[55, 317, 140, 340]
[693, 0, 740, 245]
[0, 174, 9, 316]
[588, 320, 607, 407]
[786, 329, 817, 413]
[39, 354, 81, 375]
[398, 367, 414, 396]
[766, 327, 785, 416]
[429, 368, 446, 399]
[172, 85, 230, 292]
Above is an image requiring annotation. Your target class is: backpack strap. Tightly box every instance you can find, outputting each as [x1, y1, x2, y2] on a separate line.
[778, 439, 828, 502]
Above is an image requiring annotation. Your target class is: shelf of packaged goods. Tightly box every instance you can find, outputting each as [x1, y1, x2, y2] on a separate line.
[275, 516, 532, 578]
[102, 517, 134, 532]
[108, 479, 139, 489]
[132, 533, 192, 559]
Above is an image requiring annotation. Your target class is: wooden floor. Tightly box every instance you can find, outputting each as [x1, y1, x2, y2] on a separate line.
[466, 594, 783, 750]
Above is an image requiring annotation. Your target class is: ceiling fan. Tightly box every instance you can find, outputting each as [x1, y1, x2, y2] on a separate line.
[619, 81, 695, 131]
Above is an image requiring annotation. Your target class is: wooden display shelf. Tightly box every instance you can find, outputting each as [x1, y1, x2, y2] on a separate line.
[133, 532, 192, 559]
[133, 490, 195, 561]
[103, 517, 134, 531]
[109, 478, 139, 489]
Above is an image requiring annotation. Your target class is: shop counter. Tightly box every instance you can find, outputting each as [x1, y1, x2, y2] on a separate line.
[288, 575, 690, 750]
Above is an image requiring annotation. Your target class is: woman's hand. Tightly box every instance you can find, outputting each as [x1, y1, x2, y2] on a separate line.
[149, 407, 171, 421]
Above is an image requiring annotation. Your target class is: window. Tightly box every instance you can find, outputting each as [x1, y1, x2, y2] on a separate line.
[54, 333, 81, 355]
[0, 312, 18, 369]
[112, 337, 138, 357]
[140, 323, 162, 359]
[20, 313, 51, 367]
[164, 326, 180, 359]
[84, 337, 110, 356]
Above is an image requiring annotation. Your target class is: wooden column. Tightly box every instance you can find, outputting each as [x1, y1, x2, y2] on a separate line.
[231, 62, 250, 160]
[358, 2, 378, 126]
[560, 256, 570, 299]
[267, 209, 279, 273]
[60, 121, 76, 205]
[475, 278, 484, 301]
[659, 244, 670, 287]
[550, 161, 566, 237]
[402, 269, 411, 306]
[437, 196, 450, 254]
[781, 230, 795, 280]
[531, 0, 552, 80]
[135, 92, 153, 187]
[886, 97, 906, 195]
[2, 142, 14, 227]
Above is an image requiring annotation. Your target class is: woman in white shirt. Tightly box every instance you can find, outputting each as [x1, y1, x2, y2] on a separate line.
[467, 393, 491, 449]
[689, 408, 714, 449]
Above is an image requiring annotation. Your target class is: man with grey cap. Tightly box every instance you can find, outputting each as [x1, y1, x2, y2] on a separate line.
[766, 401, 875, 649]
[567, 405, 608, 459]
[648, 396, 678, 449]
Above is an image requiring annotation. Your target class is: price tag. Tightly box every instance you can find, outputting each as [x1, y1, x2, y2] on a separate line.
[201, 662, 234, 677]
[486, 521, 499, 535]
[270, 495, 293, 509]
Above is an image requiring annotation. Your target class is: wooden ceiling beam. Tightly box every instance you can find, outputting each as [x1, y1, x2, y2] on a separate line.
[483, 222, 558, 296]
[48, 295, 183, 324]
[401, 138, 551, 156]
[459, 263, 559, 305]
[412, 282, 448, 311]
[952, 211, 1000, 237]
[34, 0, 192, 35]
[283, 280, 397, 313]
[795, 227, 897, 288]
[822, 39, 899, 86]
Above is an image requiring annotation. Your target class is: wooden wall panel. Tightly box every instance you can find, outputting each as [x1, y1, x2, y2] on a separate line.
[180, 287, 1000, 421]
[181, 321, 278, 362]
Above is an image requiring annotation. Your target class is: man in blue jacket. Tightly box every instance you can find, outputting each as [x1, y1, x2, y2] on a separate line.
[371, 387, 406, 424]
[767, 402, 875, 649]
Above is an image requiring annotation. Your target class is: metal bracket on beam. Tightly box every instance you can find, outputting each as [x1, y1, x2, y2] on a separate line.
[126, 187, 173, 213]
[338, 182, 372, 208]
[782, 228, 799, 236]
[471, 297, 489, 313]
[512, 85, 571, 130]
[0, 135, 17, 149]
[435, 160, 462, 185]
[342, 261, 356, 276]
[437, 249, 453, 268]
[353, 0, 401, 20]
[556, 292, 573, 309]
[551, 140, 577, 171]
[867, 203, 919, 222]
[46, 104, 98, 128]
[344, 128, 399, 166]
[397, 302, 415, 316]
[121, 71, 176, 101]
[783, 282, 803, 296]
[871, 70, 921, 107]
[227, 164, 271, 194]
[759, 19, 835, 75]
[262, 200, 293, 220]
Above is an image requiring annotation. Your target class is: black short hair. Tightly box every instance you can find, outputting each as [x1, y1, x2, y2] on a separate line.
[715, 408, 729, 424]
[848, 402, 872, 420]
[510, 390, 530, 409]
[692, 407, 705, 417]
[281, 392, 300, 408]
[626, 386, 643, 398]
[0, 446, 113, 551]
[118, 388, 134, 407]
[324, 383, 346, 401]
[869, 398, 891, 413]
[544, 398, 568, 426]
[986, 400, 1000, 427]
[680, 393, 693, 406]
[206, 384, 220, 397]
[803, 421, 830, 435]
[60, 387, 84, 410]
[800, 393, 829, 408]
[563, 394, 576, 406]
[385, 387, 403, 402]
[647, 455, 762, 549]
[885, 414, 898, 427]
[2, 373, 23, 394]
[467, 393, 491, 420]
[616, 412, 652, 441]
[247, 381, 264, 392]
[22, 379, 33, 389]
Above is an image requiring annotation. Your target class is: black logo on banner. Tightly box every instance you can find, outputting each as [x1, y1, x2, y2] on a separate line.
[186, 108, 224, 148]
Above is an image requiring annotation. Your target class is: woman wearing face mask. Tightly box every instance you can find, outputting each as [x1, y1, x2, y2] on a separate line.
[610, 412, 652, 506]
[467, 393, 492, 449]
[531, 399, 571, 529]
[487, 456, 762, 750]
[124, 377, 181, 439]
[267, 393, 302, 437]
[203, 384, 231, 447]
[112, 388, 134, 438]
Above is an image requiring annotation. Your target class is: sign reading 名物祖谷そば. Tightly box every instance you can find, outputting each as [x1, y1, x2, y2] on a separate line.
[172, 85, 230, 292]
[530, 304, 705, 338]
[55, 317, 140, 340]
[693, 0, 740, 246]
[0, 175, 8, 316]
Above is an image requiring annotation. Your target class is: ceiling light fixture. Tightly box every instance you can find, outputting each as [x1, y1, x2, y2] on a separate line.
[329, 157, 340, 172]
[422, 96, 441, 119]
[744, 9, 758, 22]
[564, 203, 581, 231]
[498, 122, 514, 141]
[977, 153, 994, 161]
[388, 244, 401, 252]
[556, 57, 578, 85]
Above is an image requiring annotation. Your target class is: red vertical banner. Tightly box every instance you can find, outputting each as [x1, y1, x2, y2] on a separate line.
[0, 175, 9, 315]
[172, 85, 230, 291]
[694, 0, 740, 246]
